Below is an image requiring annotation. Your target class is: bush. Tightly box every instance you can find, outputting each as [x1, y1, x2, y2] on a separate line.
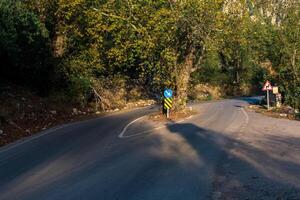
[68, 76, 92, 104]
[0, 0, 52, 92]
[296, 113, 300, 120]
[188, 83, 223, 101]
[91, 76, 127, 110]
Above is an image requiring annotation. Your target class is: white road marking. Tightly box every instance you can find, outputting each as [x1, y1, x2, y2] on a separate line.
[118, 114, 195, 139]
[238, 107, 250, 134]
[119, 123, 169, 139]
[241, 107, 249, 125]
[0, 107, 152, 153]
[118, 116, 147, 138]
[0, 124, 69, 154]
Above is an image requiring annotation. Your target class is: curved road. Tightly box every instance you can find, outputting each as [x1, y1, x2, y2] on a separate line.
[0, 98, 300, 200]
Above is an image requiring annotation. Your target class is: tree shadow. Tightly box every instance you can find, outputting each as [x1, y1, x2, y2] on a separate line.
[1, 116, 300, 200]
[236, 96, 263, 105]
[167, 123, 300, 199]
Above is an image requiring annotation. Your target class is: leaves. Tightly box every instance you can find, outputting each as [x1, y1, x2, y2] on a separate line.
[0, 0, 299, 108]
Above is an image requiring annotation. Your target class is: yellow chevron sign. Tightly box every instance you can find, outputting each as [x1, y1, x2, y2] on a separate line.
[164, 98, 173, 109]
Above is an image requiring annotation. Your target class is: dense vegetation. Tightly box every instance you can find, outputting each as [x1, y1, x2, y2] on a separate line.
[1, 0, 299, 110]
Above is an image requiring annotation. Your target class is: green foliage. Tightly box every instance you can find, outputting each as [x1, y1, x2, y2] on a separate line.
[296, 112, 300, 120]
[68, 75, 92, 104]
[0, 0, 299, 109]
[0, 0, 52, 92]
[191, 49, 227, 86]
[266, 2, 300, 109]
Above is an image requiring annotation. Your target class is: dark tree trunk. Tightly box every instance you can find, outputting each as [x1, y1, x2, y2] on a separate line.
[174, 49, 195, 110]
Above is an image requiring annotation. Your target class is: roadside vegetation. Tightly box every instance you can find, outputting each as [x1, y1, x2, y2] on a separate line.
[0, 0, 299, 144]
[248, 104, 299, 121]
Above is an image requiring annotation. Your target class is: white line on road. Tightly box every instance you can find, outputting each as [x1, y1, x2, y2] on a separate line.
[241, 107, 249, 125]
[118, 114, 195, 139]
[0, 107, 147, 153]
[118, 116, 147, 138]
[238, 107, 250, 134]
[0, 124, 70, 154]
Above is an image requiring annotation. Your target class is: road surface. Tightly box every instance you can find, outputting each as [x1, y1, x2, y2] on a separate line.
[0, 98, 300, 200]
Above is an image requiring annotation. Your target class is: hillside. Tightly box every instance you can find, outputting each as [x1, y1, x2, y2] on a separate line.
[0, 0, 299, 144]
[0, 82, 155, 146]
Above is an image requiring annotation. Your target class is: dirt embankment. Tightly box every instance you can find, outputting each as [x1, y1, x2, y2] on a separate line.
[0, 84, 155, 147]
[247, 104, 299, 121]
[148, 108, 197, 122]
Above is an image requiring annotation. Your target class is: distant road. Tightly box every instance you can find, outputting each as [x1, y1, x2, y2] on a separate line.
[0, 97, 300, 200]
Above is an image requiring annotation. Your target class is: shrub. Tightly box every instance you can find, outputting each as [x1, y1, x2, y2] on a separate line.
[68, 75, 92, 105]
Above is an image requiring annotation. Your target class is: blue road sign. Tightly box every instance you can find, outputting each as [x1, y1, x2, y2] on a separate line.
[164, 89, 173, 98]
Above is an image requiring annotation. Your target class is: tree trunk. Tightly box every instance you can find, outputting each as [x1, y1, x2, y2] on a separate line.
[52, 28, 66, 58]
[291, 48, 299, 82]
[174, 50, 194, 110]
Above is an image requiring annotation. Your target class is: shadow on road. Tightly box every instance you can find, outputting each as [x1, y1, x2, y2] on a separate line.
[167, 123, 300, 199]
[237, 96, 263, 105]
[1, 111, 300, 200]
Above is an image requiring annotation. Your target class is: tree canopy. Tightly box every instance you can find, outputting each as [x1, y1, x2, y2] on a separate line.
[0, 0, 299, 109]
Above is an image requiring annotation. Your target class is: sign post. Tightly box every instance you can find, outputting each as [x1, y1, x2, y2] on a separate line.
[267, 88, 270, 110]
[163, 89, 173, 119]
[262, 80, 273, 110]
[167, 108, 170, 119]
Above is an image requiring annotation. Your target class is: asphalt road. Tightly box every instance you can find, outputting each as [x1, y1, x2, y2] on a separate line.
[0, 98, 300, 200]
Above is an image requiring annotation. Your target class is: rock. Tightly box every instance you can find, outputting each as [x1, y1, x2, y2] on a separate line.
[25, 129, 30, 134]
[19, 112, 25, 120]
[295, 109, 299, 114]
[50, 110, 57, 115]
[21, 97, 26, 101]
[279, 113, 288, 117]
[8, 120, 22, 130]
[284, 106, 295, 114]
[114, 108, 119, 112]
[149, 100, 155, 104]
[95, 111, 101, 114]
[78, 110, 82, 114]
[82, 112, 86, 115]
[72, 108, 78, 115]
[0, 130, 3, 135]
[7, 92, 14, 97]
[27, 105, 33, 108]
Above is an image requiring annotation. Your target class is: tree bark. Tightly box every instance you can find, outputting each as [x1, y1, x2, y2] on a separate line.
[174, 49, 195, 110]
[52, 34, 65, 57]
[291, 48, 299, 82]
